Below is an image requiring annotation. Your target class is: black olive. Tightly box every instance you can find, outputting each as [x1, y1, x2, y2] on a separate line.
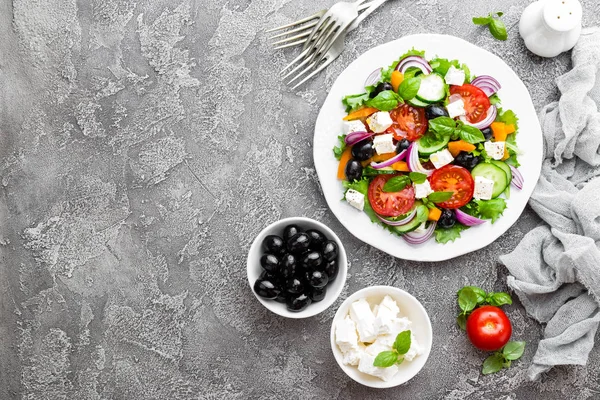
[287, 232, 311, 254]
[254, 278, 280, 299]
[280, 254, 297, 279]
[351, 140, 375, 161]
[454, 152, 481, 170]
[481, 127, 493, 141]
[370, 82, 394, 98]
[286, 293, 312, 312]
[396, 139, 410, 153]
[274, 291, 287, 303]
[345, 160, 363, 181]
[306, 229, 326, 250]
[321, 240, 338, 262]
[438, 209, 456, 229]
[259, 270, 280, 283]
[300, 251, 323, 270]
[305, 270, 329, 288]
[324, 260, 339, 282]
[310, 286, 327, 302]
[260, 254, 280, 274]
[262, 235, 285, 255]
[283, 225, 302, 242]
[425, 104, 449, 120]
[285, 276, 305, 295]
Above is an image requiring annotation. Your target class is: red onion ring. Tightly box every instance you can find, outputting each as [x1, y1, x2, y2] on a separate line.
[365, 68, 382, 87]
[455, 209, 486, 226]
[396, 56, 432, 75]
[344, 131, 373, 146]
[376, 208, 417, 226]
[407, 142, 434, 176]
[402, 222, 437, 244]
[370, 149, 407, 169]
[509, 165, 524, 190]
[459, 105, 497, 130]
[472, 75, 501, 97]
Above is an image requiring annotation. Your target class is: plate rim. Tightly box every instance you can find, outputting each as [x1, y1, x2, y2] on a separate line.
[313, 33, 543, 262]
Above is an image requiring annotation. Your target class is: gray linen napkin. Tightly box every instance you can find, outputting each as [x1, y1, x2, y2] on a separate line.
[499, 27, 600, 381]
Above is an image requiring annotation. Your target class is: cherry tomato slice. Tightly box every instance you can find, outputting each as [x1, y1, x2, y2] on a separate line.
[429, 165, 474, 209]
[449, 84, 491, 124]
[388, 104, 428, 141]
[367, 175, 415, 217]
[466, 305, 512, 351]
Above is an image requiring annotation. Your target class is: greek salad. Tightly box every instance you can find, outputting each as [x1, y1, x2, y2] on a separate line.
[333, 49, 524, 244]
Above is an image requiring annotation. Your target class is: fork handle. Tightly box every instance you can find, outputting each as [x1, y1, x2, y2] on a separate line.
[349, 0, 389, 32]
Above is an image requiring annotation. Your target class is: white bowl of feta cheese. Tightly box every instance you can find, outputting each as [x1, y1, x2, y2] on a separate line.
[330, 286, 432, 388]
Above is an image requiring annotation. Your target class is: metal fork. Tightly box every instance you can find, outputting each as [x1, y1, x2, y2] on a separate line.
[267, 10, 327, 50]
[284, 0, 388, 89]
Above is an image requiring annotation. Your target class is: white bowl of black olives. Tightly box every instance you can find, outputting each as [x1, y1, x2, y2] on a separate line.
[247, 217, 348, 318]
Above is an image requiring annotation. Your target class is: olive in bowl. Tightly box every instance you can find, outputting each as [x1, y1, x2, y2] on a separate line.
[246, 217, 348, 318]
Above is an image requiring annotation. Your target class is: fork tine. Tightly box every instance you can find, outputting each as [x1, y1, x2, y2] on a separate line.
[291, 58, 332, 90]
[265, 11, 324, 33]
[302, 15, 331, 51]
[287, 60, 317, 85]
[281, 56, 313, 80]
[273, 39, 310, 50]
[271, 31, 311, 46]
[268, 20, 319, 40]
[279, 47, 311, 74]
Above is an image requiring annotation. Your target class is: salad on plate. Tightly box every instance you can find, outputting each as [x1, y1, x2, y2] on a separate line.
[333, 49, 525, 244]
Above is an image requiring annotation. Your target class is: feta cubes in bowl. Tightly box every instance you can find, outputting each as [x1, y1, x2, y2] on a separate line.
[330, 286, 432, 388]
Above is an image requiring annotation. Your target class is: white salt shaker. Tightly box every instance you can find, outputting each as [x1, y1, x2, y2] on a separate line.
[519, 0, 583, 58]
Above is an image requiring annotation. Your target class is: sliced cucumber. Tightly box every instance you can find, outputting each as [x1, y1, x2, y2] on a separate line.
[471, 163, 508, 198]
[417, 132, 450, 156]
[490, 160, 512, 183]
[392, 205, 429, 234]
[407, 97, 430, 108]
[416, 73, 446, 104]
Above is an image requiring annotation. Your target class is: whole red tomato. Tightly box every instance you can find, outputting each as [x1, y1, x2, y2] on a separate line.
[466, 305, 512, 351]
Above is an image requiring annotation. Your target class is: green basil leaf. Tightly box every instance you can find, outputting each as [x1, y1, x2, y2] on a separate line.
[382, 176, 411, 193]
[398, 77, 421, 101]
[366, 90, 402, 111]
[409, 172, 428, 184]
[482, 353, 505, 375]
[489, 292, 513, 307]
[373, 351, 399, 368]
[489, 18, 508, 41]
[333, 135, 347, 160]
[393, 330, 412, 355]
[472, 16, 491, 25]
[457, 314, 467, 330]
[428, 116, 457, 138]
[427, 191, 454, 203]
[459, 125, 486, 144]
[457, 287, 479, 313]
[434, 223, 468, 243]
[503, 341, 526, 361]
[459, 286, 486, 304]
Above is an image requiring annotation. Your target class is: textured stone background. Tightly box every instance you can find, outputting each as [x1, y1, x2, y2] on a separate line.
[1, 0, 600, 398]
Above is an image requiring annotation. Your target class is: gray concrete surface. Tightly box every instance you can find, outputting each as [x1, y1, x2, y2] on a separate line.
[1, 0, 599, 398]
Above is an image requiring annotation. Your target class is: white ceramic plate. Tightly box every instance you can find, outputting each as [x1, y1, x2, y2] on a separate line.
[313, 34, 543, 262]
[330, 286, 432, 388]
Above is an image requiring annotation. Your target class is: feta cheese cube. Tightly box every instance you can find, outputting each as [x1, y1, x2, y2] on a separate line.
[342, 120, 367, 135]
[358, 353, 399, 381]
[430, 149, 454, 169]
[444, 65, 466, 86]
[366, 111, 393, 133]
[484, 141, 506, 160]
[414, 180, 433, 199]
[342, 344, 365, 366]
[345, 189, 365, 211]
[473, 176, 495, 200]
[335, 315, 359, 353]
[375, 307, 397, 335]
[446, 99, 466, 119]
[373, 133, 396, 155]
[365, 336, 392, 356]
[379, 295, 400, 317]
[349, 298, 378, 343]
